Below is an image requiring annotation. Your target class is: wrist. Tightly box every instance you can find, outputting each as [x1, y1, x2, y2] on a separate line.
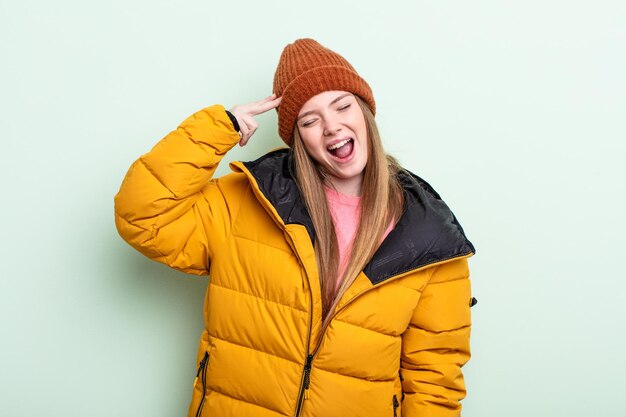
[225, 110, 240, 132]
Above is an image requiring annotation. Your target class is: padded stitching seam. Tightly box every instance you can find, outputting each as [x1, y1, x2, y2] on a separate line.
[138, 157, 177, 198]
[315, 366, 395, 384]
[207, 386, 289, 417]
[231, 233, 293, 255]
[405, 324, 471, 335]
[334, 318, 399, 339]
[425, 275, 469, 286]
[209, 282, 307, 313]
[209, 333, 301, 366]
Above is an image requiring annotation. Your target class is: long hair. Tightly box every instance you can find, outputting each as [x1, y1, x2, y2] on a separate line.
[292, 95, 405, 325]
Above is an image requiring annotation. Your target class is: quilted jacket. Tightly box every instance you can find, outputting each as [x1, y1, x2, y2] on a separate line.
[114, 104, 476, 417]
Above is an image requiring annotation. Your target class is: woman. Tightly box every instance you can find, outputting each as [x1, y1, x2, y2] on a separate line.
[115, 38, 476, 417]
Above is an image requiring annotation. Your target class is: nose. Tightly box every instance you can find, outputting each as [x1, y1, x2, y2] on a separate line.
[323, 113, 342, 136]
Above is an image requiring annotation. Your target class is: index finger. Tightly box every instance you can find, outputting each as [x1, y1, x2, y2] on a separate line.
[252, 95, 282, 115]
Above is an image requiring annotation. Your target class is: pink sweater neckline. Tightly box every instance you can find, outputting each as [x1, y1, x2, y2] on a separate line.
[324, 186, 361, 207]
[323, 187, 394, 291]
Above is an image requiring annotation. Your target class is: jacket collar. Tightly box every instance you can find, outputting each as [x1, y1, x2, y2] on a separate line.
[235, 149, 475, 285]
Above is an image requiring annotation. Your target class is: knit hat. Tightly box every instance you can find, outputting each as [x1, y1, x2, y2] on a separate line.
[273, 38, 376, 145]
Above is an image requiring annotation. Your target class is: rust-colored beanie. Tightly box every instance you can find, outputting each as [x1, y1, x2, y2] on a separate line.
[273, 38, 376, 145]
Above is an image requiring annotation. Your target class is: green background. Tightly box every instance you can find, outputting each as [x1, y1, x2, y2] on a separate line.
[1, 1, 624, 416]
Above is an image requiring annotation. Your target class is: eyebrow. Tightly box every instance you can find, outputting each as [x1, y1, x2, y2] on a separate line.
[296, 93, 352, 121]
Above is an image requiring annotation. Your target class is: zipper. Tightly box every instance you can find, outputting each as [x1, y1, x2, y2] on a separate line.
[293, 252, 472, 417]
[303, 355, 313, 398]
[293, 349, 313, 415]
[316, 252, 474, 353]
[194, 351, 210, 417]
[393, 395, 399, 417]
[292, 293, 314, 417]
[293, 273, 418, 417]
[288, 231, 314, 417]
[238, 163, 473, 417]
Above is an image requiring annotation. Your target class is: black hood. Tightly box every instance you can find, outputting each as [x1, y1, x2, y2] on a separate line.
[243, 149, 475, 285]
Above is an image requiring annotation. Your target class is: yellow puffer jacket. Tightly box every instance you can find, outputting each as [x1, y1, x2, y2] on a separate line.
[114, 105, 476, 417]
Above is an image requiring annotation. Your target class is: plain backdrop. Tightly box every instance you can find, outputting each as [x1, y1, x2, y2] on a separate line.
[1, 1, 625, 416]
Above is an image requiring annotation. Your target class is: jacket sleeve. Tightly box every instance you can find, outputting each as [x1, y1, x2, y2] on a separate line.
[400, 257, 472, 417]
[114, 105, 242, 275]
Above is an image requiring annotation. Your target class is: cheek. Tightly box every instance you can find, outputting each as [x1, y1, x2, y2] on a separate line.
[351, 117, 367, 148]
[357, 118, 368, 155]
[348, 110, 367, 138]
[299, 131, 324, 160]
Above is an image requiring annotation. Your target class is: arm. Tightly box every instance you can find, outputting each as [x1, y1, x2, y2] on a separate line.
[114, 104, 241, 275]
[114, 95, 281, 275]
[400, 257, 473, 416]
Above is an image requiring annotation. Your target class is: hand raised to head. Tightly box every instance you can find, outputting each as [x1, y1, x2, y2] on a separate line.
[230, 94, 282, 147]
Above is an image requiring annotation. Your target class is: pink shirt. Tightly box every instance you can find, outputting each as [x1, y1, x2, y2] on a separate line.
[324, 187, 394, 290]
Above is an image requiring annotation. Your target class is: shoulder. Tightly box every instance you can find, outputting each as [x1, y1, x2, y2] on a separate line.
[394, 167, 475, 257]
[396, 168, 443, 201]
[221, 148, 290, 193]
[239, 148, 291, 178]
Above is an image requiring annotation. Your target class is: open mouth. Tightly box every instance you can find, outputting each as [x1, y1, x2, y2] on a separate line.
[327, 138, 354, 160]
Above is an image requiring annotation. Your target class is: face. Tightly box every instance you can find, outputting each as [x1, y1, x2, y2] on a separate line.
[296, 90, 368, 194]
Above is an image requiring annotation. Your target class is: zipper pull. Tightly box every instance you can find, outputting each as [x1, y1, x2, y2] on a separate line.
[393, 395, 399, 417]
[194, 352, 209, 387]
[303, 354, 314, 400]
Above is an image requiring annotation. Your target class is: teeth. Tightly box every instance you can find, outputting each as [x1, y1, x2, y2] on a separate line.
[328, 138, 351, 150]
